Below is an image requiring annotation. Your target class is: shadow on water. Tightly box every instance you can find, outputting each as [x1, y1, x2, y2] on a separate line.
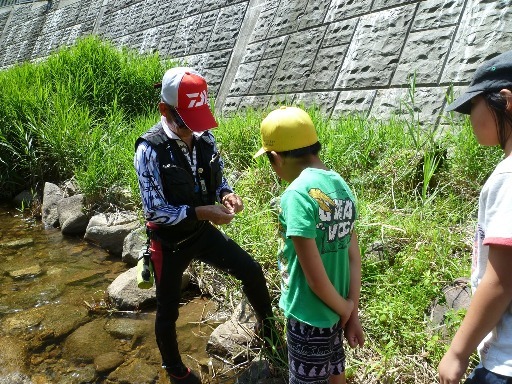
[0, 204, 240, 384]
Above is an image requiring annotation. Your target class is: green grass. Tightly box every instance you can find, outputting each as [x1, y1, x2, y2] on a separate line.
[0, 36, 505, 383]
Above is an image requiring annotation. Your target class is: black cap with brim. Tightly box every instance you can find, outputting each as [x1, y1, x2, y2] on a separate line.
[445, 88, 484, 115]
[445, 50, 512, 115]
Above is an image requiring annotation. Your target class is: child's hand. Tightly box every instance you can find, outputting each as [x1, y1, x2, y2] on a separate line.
[344, 314, 364, 348]
[438, 348, 469, 384]
[340, 298, 354, 328]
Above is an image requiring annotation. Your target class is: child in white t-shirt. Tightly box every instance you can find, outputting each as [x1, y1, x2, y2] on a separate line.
[438, 51, 512, 384]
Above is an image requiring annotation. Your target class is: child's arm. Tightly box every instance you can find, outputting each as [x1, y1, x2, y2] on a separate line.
[345, 231, 365, 347]
[292, 236, 354, 326]
[438, 244, 512, 384]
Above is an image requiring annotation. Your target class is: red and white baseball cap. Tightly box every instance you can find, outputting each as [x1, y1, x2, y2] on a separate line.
[160, 67, 218, 132]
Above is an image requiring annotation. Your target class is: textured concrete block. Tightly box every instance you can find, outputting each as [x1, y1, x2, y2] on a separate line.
[412, 0, 464, 31]
[199, 67, 225, 94]
[156, 22, 179, 56]
[170, 14, 201, 56]
[305, 44, 349, 91]
[270, 0, 308, 36]
[269, 26, 326, 93]
[183, 49, 232, 70]
[372, 86, 446, 124]
[201, 0, 227, 12]
[322, 19, 357, 48]
[189, 26, 212, 54]
[222, 96, 243, 116]
[325, 0, 372, 22]
[208, 2, 246, 50]
[371, 0, 417, 11]
[392, 27, 455, 85]
[332, 90, 377, 118]
[241, 40, 267, 63]
[294, 91, 339, 115]
[441, 0, 512, 84]
[199, 10, 219, 27]
[186, 0, 205, 15]
[298, 0, 331, 29]
[249, 8, 275, 43]
[229, 62, 259, 95]
[249, 57, 280, 94]
[238, 95, 271, 111]
[138, 26, 162, 54]
[262, 35, 288, 59]
[336, 5, 415, 88]
[141, 0, 185, 27]
[268, 93, 295, 109]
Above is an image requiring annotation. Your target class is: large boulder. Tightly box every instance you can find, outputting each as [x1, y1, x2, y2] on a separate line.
[107, 266, 191, 310]
[84, 211, 139, 256]
[107, 267, 157, 310]
[41, 182, 63, 228]
[58, 194, 89, 235]
[429, 278, 471, 334]
[207, 300, 258, 362]
[122, 227, 146, 266]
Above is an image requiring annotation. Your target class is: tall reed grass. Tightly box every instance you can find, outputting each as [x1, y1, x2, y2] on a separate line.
[0, 36, 505, 383]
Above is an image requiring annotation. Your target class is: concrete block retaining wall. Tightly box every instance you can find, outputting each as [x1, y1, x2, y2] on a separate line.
[1, 0, 511, 124]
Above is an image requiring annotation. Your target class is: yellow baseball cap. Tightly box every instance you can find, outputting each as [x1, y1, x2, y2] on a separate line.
[254, 106, 319, 158]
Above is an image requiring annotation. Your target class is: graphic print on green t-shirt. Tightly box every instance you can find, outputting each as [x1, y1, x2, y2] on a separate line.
[308, 187, 355, 254]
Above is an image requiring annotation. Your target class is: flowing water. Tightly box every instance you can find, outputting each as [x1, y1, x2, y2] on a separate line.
[0, 203, 238, 384]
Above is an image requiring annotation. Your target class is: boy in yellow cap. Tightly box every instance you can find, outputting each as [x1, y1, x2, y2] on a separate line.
[255, 106, 364, 384]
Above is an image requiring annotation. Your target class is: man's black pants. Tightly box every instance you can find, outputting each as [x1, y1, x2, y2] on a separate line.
[150, 222, 273, 368]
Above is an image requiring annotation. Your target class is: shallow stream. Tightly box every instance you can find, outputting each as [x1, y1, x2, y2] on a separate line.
[0, 203, 238, 384]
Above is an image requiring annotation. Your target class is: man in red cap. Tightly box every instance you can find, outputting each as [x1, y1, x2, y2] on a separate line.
[134, 67, 276, 383]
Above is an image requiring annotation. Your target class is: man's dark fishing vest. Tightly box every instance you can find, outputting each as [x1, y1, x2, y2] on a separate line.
[135, 122, 223, 239]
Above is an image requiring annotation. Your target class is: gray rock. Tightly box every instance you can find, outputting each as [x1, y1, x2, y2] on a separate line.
[106, 360, 158, 384]
[122, 226, 146, 266]
[429, 278, 471, 333]
[41, 182, 63, 229]
[207, 300, 257, 360]
[94, 352, 124, 374]
[0, 336, 28, 374]
[57, 194, 89, 235]
[8, 264, 43, 279]
[84, 211, 139, 256]
[2, 303, 89, 345]
[0, 372, 32, 384]
[12, 190, 35, 209]
[107, 266, 157, 310]
[63, 319, 118, 363]
[0, 238, 34, 249]
[107, 266, 192, 310]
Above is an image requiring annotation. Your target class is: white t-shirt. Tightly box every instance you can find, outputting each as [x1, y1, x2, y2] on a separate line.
[473, 156, 512, 376]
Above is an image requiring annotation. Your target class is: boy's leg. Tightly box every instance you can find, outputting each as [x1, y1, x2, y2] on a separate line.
[329, 372, 346, 384]
[287, 318, 346, 384]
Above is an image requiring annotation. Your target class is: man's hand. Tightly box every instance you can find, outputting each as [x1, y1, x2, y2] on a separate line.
[344, 314, 364, 348]
[195, 205, 235, 225]
[438, 348, 469, 384]
[221, 192, 244, 214]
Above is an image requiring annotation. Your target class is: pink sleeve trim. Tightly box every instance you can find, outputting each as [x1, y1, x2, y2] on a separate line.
[483, 237, 512, 247]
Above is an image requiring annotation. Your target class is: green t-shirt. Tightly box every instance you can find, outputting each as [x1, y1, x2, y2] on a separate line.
[277, 167, 357, 328]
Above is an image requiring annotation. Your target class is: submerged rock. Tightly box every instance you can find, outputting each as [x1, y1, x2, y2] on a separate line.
[63, 319, 118, 363]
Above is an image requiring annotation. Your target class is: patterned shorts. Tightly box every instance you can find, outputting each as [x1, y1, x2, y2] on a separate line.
[287, 317, 345, 384]
[465, 365, 512, 384]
